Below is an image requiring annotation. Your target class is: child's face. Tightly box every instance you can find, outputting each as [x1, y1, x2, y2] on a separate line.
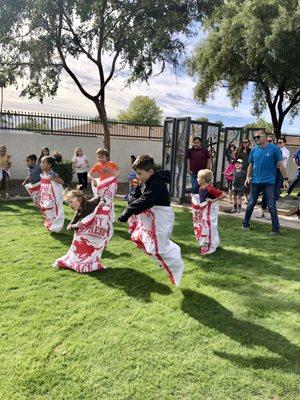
[197, 175, 205, 185]
[97, 154, 108, 163]
[0, 146, 6, 155]
[235, 162, 242, 170]
[40, 159, 51, 172]
[42, 148, 49, 156]
[77, 148, 83, 156]
[26, 158, 36, 167]
[135, 168, 154, 184]
[68, 197, 81, 211]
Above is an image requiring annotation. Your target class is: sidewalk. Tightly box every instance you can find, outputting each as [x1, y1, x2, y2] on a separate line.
[173, 199, 300, 230]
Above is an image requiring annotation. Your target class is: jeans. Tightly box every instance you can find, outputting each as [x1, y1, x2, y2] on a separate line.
[262, 170, 282, 208]
[287, 169, 300, 195]
[191, 172, 199, 194]
[243, 183, 280, 232]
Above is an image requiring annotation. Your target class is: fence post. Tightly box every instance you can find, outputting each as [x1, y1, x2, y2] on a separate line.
[50, 116, 53, 134]
[148, 126, 151, 140]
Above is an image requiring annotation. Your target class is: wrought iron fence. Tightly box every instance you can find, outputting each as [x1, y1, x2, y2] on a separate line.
[0, 110, 163, 140]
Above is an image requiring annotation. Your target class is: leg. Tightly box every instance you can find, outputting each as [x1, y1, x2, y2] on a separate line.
[237, 192, 243, 213]
[231, 193, 237, 213]
[287, 170, 300, 195]
[263, 183, 280, 232]
[275, 170, 283, 201]
[191, 173, 199, 194]
[243, 183, 261, 228]
[82, 172, 88, 189]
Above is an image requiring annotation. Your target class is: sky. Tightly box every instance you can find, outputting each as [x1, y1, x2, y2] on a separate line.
[2, 37, 300, 135]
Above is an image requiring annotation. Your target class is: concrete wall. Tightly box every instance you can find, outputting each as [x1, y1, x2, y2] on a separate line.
[0, 131, 163, 182]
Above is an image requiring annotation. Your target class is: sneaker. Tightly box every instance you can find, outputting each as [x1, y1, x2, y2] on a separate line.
[269, 230, 279, 236]
[242, 226, 250, 232]
[230, 208, 237, 213]
[265, 214, 271, 220]
[237, 206, 242, 213]
[256, 212, 265, 219]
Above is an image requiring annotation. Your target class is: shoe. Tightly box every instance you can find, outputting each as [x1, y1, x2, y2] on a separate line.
[242, 226, 250, 232]
[237, 207, 242, 213]
[230, 208, 237, 213]
[265, 214, 271, 220]
[269, 230, 279, 236]
[256, 212, 265, 219]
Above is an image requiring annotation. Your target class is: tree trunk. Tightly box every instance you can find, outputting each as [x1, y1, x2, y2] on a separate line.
[95, 100, 110, 153]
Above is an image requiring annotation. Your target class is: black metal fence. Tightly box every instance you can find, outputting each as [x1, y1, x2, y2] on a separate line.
[0, 110, 163, 140]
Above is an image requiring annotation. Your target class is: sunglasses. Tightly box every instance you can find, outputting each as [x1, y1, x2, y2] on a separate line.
[277, 141, 283, 144]
[267, 139, 273, 143]
[254, 136, 261, 140]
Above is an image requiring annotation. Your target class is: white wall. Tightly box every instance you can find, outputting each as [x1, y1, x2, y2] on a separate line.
[0, 131, 163, 181]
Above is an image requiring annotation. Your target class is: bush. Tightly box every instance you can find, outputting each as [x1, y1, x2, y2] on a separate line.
[53, 161, 73, 187]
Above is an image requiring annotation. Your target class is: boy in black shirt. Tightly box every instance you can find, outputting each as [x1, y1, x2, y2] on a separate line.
[231, 159, 246, 213]
[118, 155, 184, 286]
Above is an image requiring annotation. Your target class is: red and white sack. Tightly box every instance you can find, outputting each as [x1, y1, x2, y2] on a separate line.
[53, 203, 113, 273]
[191, 194, 220, 255]
[128, 206, 184, 287]
[92, 176, 118, 221]
[39, 176, 65, 232]
[24, 182, 41, 207]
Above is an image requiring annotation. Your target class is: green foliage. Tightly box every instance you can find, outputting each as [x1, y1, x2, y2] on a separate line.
[53, 161, 73, 187]
[16, 117, 49, 132]
[196, 116, 209, 123]
[189, 0, 300, 137]
[118, 96, 163, 125]
[0, 200, 299, 399]
[244, 117, 274, 134]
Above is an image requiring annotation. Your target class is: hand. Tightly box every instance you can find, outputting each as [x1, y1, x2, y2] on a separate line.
[92, 179, 97, 187]
[77, 221, 83, 228]
[99, 200, 105, 208]
[283, 179, 289, 190]
[188, 170, 192, 175]
[67, 223, 72, 230]
[244, 177, 251, 187]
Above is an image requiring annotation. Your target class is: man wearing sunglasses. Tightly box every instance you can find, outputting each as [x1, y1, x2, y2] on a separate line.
[242, 130, 289, 235]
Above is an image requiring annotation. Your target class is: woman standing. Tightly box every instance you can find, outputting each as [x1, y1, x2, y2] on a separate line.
[236, 138, 252, 202]
[72, 147, 89, 189]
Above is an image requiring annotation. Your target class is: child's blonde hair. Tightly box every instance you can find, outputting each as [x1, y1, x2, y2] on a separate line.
[74, 147, 83, 156]
[197, 169, 213, 184]
[64, 188, 87, 209]
[96, 148, 109, 158]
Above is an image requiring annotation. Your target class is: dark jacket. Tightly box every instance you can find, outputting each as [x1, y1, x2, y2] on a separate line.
[118, 170, 171, 222]
[70, 196, 104, 226]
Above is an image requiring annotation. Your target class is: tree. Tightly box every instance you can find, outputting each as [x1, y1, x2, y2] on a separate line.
[118, 96, 163, 125]
[214, 120, 224, 127]
[0, 0, 221, 152]
[244, 117, 273, 134]
[196, 117, 208, 123]
[189, 0, 300, 139]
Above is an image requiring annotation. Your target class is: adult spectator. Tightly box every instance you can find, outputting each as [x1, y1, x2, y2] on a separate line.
[225, 143, 237, 163]
[0, 145, 11, 198]
[236, 138, 251, 172]
[72, 147, 89, 189]
[242, 130, 289, 235]
[287, 148, 300, 197]
[277, 137, 290, 168]
[187, 137, 211, 194]
[37, 147, 50, 164]
[258, 134, 275, 218]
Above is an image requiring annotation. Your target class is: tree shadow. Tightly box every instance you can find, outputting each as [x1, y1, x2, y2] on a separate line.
[181, 289, 300, 374]
[89, 267, 172, 302]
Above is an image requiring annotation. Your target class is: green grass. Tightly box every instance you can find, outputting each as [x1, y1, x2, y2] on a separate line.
[0, 200, 299, 400]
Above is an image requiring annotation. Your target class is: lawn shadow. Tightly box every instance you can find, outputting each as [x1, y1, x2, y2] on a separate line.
[103, 249, 131, 259]
[89, 267, 172, 302]
[181, 289, 300, 374]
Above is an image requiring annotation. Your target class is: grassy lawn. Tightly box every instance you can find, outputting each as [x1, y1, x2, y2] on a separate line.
[0, 200, 299, 400]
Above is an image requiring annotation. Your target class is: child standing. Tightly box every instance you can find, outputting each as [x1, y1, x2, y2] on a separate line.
[118, 155, 184, 287]
[39, 156, 65, 232]
[53, 189, 109, 273]
[192, 169, 226, 255]
[0, 145, 11, 198]
[231, 159, 246, 214]
[72, 147, 89, 189]
[224, 160, 235, 202]
[22, 154, 42, 206]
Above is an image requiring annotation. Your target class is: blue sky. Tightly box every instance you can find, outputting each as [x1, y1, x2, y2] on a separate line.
[3, 37, 300, 135]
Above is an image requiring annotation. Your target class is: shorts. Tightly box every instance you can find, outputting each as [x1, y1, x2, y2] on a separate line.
[226, 180, 233, 190]
[233, 187, 244, 197]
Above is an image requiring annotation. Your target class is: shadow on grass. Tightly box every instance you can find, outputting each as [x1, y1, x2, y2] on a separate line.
[181, 289, 300, 374]
[90, 267, 172, 302]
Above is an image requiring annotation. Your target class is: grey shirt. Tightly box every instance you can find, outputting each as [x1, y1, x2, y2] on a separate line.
[232, 170, 246, 189]
[28, 164, 42, 184]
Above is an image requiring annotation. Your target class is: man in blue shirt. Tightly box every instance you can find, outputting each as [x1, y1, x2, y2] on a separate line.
[287, 148, 300, 196]
[243, 130, 289, 235]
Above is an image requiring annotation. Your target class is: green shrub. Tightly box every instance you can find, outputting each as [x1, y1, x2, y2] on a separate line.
[53, 161, 73, 187]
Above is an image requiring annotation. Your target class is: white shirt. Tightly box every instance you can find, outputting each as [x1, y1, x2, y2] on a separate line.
[281, 146, 290, 168]
[72, 155, 89, 173]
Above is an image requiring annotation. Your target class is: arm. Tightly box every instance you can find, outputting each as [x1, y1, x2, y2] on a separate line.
[52, 175, 65, 185]
[187, 158, 192, 174]
[88, 171, 98, 187]
[277, 160, 289, 189]
[245, 163, 253, 187]
[22, 176, 29, 185]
